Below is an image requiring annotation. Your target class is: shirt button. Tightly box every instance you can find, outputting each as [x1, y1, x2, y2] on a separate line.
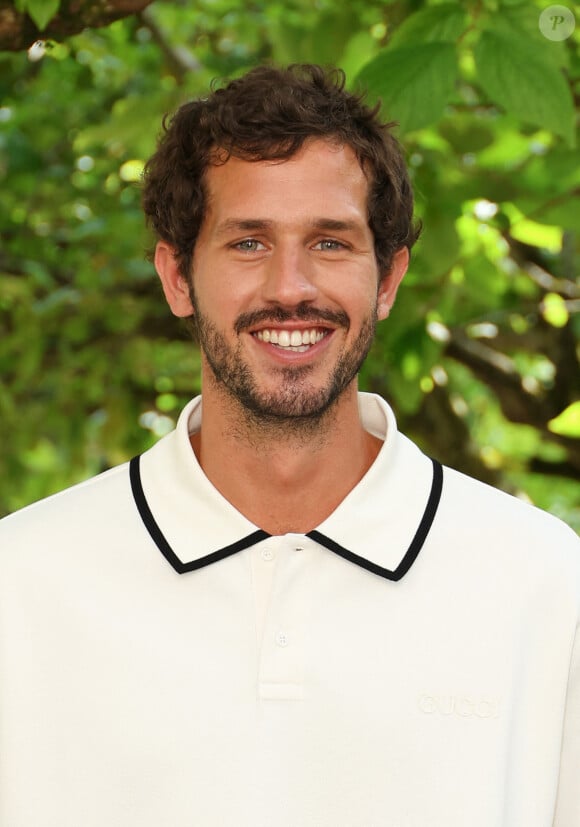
[294, 545, 304, 552]
[275, 631, 289, 647]
[261, 548, 274, 561]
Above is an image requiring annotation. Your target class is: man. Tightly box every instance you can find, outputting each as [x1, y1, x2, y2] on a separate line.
[0, 64, 578, 827]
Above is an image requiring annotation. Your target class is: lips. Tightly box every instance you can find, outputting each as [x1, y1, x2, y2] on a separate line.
[240, 309, 346, 357]
[235, 305, 349, 337]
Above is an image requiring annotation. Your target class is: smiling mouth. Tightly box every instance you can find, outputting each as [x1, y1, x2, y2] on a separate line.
[253, 327, 330, 353]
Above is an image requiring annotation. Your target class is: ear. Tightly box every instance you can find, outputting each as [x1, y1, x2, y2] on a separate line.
[154, 241, 195, 318]
[377, 246, 409, 321]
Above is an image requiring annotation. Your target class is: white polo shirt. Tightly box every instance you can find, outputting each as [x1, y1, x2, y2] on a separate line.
[1, 393, 579, 827]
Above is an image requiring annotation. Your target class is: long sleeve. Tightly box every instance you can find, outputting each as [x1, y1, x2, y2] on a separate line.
[553, 625, 580, 826]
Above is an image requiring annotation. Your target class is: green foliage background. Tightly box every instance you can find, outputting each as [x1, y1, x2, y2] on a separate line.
[1, 0, 579, 529]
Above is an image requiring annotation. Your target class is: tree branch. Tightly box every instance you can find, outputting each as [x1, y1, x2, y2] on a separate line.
[0, 0, 156, 51]
[137, 6, 202, 82]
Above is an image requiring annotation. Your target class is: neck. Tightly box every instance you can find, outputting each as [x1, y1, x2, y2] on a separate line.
[190, 382, 382, 535]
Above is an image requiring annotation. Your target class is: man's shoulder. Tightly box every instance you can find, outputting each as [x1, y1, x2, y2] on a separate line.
[439, 461, 580, 573]
[0, 461, 132, 550]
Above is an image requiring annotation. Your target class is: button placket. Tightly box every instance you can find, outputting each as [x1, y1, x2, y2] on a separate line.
[250, 541, 279, 654]
[258, 536, 313, 700]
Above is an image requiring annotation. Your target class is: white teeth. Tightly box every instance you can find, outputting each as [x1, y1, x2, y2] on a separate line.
[255, 328, 327, 350]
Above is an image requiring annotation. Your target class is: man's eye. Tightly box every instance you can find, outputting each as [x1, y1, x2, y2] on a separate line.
[314, 239, 347, 251]
[233, 239, 265, 252]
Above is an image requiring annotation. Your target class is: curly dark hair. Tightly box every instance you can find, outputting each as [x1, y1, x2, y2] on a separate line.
[142, 63, 420, 279]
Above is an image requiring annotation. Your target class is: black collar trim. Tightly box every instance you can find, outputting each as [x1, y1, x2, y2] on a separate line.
[307, 457, 442, 581]
[129, 455, 442, 581]
[129, 455, 270, 574]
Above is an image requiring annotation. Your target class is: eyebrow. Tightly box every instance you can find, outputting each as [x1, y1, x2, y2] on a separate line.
[215, 217, 362, 236]
[215, 219, 272, 236]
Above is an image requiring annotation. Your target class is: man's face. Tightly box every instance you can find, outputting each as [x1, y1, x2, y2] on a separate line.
[157, 139, 407, 422]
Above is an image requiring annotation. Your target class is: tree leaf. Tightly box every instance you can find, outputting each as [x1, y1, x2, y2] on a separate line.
[548, 402, 580, 437]
[25, 0, 61, 32]
[44, 39, 70, 60]
[491, 4, 569, 70]
[474, 30, 575, 145]
[388, 3, 468, 48]
[541, 293, 569, 328]
[355, 43, 458, 133]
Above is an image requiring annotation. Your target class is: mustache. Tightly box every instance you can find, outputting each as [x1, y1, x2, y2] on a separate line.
[234, 303, 350, 334]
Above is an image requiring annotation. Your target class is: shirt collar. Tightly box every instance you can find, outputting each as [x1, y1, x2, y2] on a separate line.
[131, 393, 442, 581]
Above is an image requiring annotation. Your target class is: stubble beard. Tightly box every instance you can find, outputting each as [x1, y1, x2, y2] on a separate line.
[190, 291, 378, 436]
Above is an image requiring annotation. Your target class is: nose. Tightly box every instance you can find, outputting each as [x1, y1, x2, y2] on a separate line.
[260, 243, 318, 307]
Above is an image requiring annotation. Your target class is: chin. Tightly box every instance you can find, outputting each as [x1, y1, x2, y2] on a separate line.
[234, 381, 345, 423]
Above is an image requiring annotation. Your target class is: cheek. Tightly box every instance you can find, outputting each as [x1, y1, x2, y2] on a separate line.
[357, 282, 382, 317]
[196, 282, 255, 329]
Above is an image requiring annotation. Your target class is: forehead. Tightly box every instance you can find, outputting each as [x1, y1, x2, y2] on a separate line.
[202, 140, 370, 226]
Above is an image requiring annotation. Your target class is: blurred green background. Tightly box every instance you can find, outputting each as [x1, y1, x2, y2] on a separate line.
[1, 0, 579, 529]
